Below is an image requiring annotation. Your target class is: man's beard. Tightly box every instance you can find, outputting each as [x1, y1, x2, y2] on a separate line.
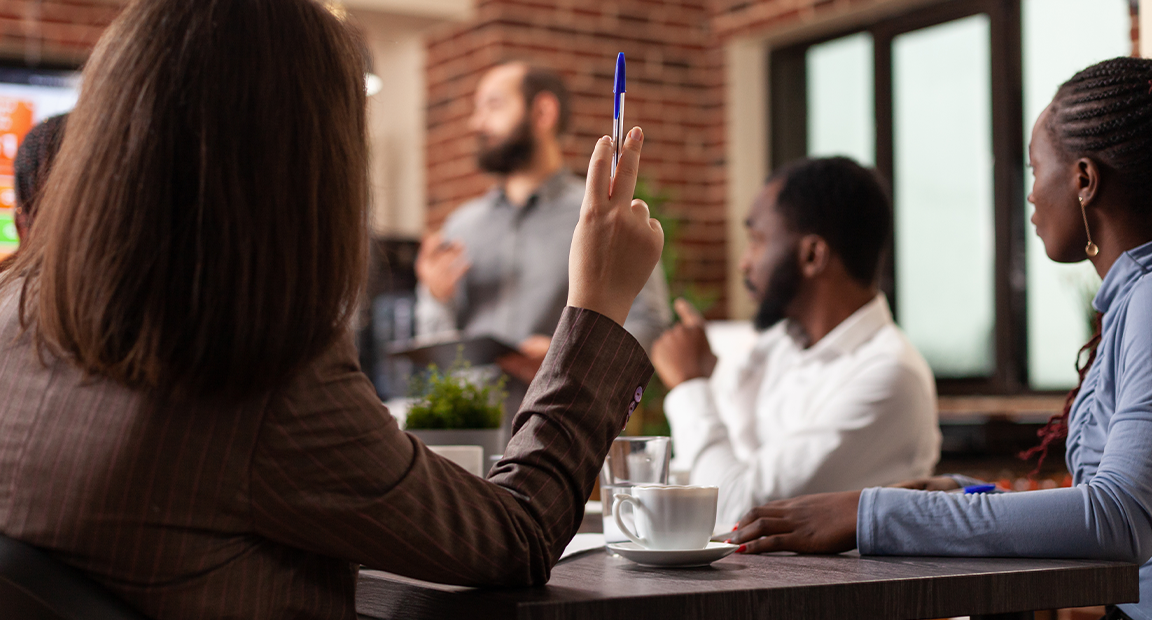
[750, 250, 802, 331]
[476, 117, 535, 174]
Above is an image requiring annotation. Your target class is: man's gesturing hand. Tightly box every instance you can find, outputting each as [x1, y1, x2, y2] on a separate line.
[416, 232, 470, 304]
[567, 127, 663, 326]
[651, 298, 718, 389]
[729, 490, 861, 555]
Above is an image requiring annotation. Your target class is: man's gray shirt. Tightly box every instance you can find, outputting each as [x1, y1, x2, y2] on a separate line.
[416, 170, 670, 350]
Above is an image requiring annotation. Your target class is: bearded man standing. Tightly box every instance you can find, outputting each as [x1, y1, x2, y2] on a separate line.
[651, 157, 940, 527]
[416, 62, 670, 382]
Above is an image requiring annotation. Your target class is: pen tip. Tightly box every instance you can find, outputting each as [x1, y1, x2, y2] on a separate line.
[614, 53, 626, 94]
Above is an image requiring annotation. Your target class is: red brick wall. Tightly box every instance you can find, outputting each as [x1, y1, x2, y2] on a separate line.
[0, 0, 124, 64]
[423, 0, 731, 315]
[2, 0, 1141, 319]
[423, 0, 1142, 319]
[712, 0, 884, 42]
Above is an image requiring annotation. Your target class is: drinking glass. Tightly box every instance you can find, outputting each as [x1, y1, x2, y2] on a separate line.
[599, 436, 671, 548]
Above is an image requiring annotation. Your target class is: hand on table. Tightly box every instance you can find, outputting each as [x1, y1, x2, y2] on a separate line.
[889, 476, 961, 491]
[651, 298, 718, 389]
[416, 232, 470, 303]
[567, 127, 663, 326]
[728, 490, 861, 555]
[497, 335, 551, 384]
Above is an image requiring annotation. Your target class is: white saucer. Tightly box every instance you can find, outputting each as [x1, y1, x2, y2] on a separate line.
[607, 542, 739, 567]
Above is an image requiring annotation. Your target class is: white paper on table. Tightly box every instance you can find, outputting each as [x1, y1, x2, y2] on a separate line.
[560, 533, 605, 561]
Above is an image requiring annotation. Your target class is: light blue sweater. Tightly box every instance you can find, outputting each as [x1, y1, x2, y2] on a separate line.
[859, 240, 1152, 620]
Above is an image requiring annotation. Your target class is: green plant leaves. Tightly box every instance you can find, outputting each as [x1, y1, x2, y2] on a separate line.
[405, 348, 507, 430]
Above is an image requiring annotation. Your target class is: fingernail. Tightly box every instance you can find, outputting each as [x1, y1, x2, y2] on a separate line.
[732, 526, 738, 531]
[601, 135, 612, 143]
[737, 545, 747, 553]
[724, 539, 732, 544]
[629, 127, 642, 141]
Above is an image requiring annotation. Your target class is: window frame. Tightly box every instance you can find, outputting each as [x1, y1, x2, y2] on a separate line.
[769, 0, 1030, 396]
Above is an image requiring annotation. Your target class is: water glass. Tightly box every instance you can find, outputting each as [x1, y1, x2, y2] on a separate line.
[599, 436, 671, 546]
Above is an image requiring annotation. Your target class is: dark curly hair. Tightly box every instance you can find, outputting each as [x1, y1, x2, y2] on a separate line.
[767, 156, 891, 287]
[13, 113, 68, 241]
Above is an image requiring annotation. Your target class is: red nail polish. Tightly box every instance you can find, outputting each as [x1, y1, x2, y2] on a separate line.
[737, 545, 747, 553]
[724, 539, 732, 544]
[732, 526, 738, 531]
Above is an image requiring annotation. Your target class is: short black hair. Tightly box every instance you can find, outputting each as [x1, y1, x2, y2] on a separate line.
[513, 63, 571, 134]
[767, 156, 891, 286]
[14, 113, 68, 219]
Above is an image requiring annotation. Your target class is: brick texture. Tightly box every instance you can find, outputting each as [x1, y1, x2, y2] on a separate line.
[2, 0, 1142, 319]
[0, 0, 125, 63]
[424, 0, 731, 315]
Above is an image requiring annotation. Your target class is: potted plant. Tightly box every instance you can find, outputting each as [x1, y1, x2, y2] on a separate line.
[404, 354, 508, 469]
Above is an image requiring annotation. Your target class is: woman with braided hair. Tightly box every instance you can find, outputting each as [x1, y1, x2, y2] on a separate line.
[729, 56, 1152, 620]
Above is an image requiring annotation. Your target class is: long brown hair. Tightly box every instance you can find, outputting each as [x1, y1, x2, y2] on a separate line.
[0, 0, 369, 402]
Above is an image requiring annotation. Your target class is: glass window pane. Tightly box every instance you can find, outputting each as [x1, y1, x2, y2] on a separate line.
[892, 15, 995, 378]
[806, 32, 875, 166]
[1023, 0, 1128, 389]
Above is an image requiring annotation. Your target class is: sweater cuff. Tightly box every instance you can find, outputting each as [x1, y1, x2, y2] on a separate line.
[857, 486, 881, 554]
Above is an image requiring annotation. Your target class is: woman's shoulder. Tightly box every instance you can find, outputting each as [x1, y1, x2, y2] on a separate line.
[1108, 272, 1152, 362]
[1118, 270, 1152, 320]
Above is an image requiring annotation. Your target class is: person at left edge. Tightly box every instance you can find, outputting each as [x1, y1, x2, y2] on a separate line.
[415, 61, 671, 383]
[13, 114, 68, 244]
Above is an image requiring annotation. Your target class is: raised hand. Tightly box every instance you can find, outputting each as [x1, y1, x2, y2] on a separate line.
[567, 128, 663, 326]
[728, 490, 861, 555]
[416, 232, 471, 304]
[651, 298, 718, 389]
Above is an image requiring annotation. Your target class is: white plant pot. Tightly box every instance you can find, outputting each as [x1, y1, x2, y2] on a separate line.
[407, 428, 505, 474]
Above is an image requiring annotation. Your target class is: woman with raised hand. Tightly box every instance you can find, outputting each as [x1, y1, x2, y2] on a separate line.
[0, 0, 662, 618]
[729, 56, 1152, 620]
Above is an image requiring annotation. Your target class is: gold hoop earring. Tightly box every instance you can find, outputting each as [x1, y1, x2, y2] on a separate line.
[1080, 196, 1099, 257]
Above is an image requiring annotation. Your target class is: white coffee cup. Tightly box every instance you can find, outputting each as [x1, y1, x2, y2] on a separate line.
[612, 485, 718, 550]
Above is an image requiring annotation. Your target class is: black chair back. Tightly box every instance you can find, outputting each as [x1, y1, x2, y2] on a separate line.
[0, 534, 149, 620]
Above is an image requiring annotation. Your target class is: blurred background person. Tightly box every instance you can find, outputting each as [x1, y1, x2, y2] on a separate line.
[12, 113, 67, 244]
[415, 61, 671, 383]
[651, 157, 940, 527]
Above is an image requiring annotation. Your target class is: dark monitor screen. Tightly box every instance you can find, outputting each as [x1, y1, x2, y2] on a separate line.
[0, 65, 80, 257]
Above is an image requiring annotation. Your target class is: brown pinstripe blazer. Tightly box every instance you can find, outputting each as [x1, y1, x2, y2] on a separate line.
[0, 287, 653, 620]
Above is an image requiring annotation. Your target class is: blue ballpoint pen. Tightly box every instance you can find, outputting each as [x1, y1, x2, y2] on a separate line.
[612, 52, 626, 178]
[964, 484, 998, 494]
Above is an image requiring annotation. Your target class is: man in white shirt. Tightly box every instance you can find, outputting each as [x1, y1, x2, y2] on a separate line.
[651, 156, 940, 526]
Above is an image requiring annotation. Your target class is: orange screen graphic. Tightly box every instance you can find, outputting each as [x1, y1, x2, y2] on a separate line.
[0, 97, 34, 258]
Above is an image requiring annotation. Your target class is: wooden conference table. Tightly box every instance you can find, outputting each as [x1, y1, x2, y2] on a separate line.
[355, 549, 1138, 620]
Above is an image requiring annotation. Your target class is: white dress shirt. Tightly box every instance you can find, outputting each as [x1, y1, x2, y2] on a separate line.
[665, 295, 940, 526]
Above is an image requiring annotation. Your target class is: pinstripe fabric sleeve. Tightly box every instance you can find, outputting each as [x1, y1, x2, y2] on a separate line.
[249, 307, 653, 587]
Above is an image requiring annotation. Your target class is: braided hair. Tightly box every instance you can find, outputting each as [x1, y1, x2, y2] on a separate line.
[1023, 57, 1152, 472]
[1046, 56, 1152, 203]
